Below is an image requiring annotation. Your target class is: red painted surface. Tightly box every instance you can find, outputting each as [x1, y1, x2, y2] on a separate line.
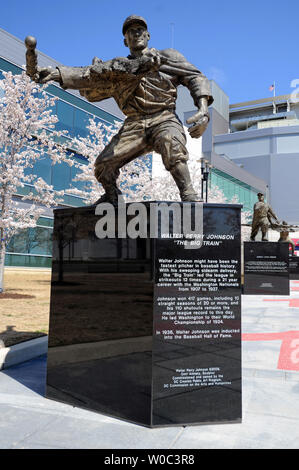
[242, 331, 299, 371]
[242, 332, 284, 341]
[263, 298, 299, 307]
[242, 287, 299, 370]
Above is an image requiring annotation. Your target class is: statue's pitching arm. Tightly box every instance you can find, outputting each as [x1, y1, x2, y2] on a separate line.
[185, 76, 213, 138]
[186, 96, 210, 138]
[25, 35, 64, 86]
[25, 35, 161, 95]
[159, 50, 213, 139]
[268, 206, 280, 225]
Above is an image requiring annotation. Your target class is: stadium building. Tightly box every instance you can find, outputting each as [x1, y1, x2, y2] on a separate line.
[212, 93, 299, 224]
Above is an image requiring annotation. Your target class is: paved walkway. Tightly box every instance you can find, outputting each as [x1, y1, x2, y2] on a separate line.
[1, 282, 299, 449]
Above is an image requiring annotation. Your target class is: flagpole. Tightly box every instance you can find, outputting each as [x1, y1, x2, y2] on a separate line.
[273, 81, 276, 114]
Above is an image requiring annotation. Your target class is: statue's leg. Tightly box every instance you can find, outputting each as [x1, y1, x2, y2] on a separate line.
[94, 121, 148, 204]
[94, 162, 121, 205]
[170, 162, 200, 202]
[250, 223, 259, 241]
[151, 121, 200, 202]
[261, 221, 269, 241]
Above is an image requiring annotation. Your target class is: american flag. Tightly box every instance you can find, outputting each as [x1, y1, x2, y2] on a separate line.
[269, 84, 274, 91]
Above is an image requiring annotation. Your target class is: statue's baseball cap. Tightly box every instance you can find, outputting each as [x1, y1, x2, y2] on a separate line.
[122, 15, 148, 35]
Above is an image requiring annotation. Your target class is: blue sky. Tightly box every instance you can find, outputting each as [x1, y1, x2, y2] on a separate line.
[1, 0, 298, 104]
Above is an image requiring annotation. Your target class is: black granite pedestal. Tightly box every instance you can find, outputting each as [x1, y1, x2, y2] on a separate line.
[289, 255, 299, 280]
[46, 202, 242, 427]
[244, 242, 289, 295]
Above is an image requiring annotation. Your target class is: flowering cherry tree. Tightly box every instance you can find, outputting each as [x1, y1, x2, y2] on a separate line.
[0, 71, 69, 293]
[66, 119, 120, 204]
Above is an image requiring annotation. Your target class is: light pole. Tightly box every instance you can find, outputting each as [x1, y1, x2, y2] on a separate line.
[200, 158, 205, 200]
[200, 158, 212, 203]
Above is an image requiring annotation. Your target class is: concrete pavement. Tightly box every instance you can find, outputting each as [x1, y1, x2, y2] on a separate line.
[1, 281, 299, 449]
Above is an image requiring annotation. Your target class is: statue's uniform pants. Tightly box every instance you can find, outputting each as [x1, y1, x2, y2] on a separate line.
[94, 110, 197, 201]
[250, 218, 270, 240]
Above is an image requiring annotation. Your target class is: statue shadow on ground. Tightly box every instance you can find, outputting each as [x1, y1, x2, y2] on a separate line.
[1, 346, 47, 397]
[0, 324, 47, 398]
[0, 325, 46, 348]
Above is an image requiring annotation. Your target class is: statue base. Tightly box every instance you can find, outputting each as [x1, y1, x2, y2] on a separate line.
[243, 241, 289, 295]
[46, 202, 242, 427]
[289, 255, 299, 280]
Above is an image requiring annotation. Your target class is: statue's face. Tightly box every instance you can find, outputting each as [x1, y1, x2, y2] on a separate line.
[258, 194, 264, 202]
[124, 24, 150, 51]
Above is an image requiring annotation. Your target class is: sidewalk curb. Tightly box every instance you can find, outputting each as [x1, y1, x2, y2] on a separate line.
[0, 336, 48, 370]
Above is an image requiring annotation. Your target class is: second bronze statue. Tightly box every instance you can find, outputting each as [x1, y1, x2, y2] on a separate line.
[26, 15, 213, 205]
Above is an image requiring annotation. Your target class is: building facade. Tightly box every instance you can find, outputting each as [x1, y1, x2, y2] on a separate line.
[0, 28, 123, 268]
[181, 80, 268, 212]
[213, 94, 299, 224]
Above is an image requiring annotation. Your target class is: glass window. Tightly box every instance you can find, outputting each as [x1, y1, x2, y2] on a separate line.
[94, 116, 104, 128]
[7, 231, 28, 253]
[5, 253, 51, 268]
[38, 217, 54, 228]
[73, 109, 90, 138]
[7, 226, 53, 257]
[70, 154, 89, 193]
[6, 238, 15, 253]
[0, 71, 5, 98]
[28, 227, 52, 256]
[56, 100, 74, 136]
[51, 160, 71, 190]
[24, 151, 52, 185]
[45, 100, 58, 128]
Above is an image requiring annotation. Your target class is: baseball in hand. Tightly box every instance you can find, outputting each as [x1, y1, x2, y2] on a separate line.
[25, 36, 37, 50]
